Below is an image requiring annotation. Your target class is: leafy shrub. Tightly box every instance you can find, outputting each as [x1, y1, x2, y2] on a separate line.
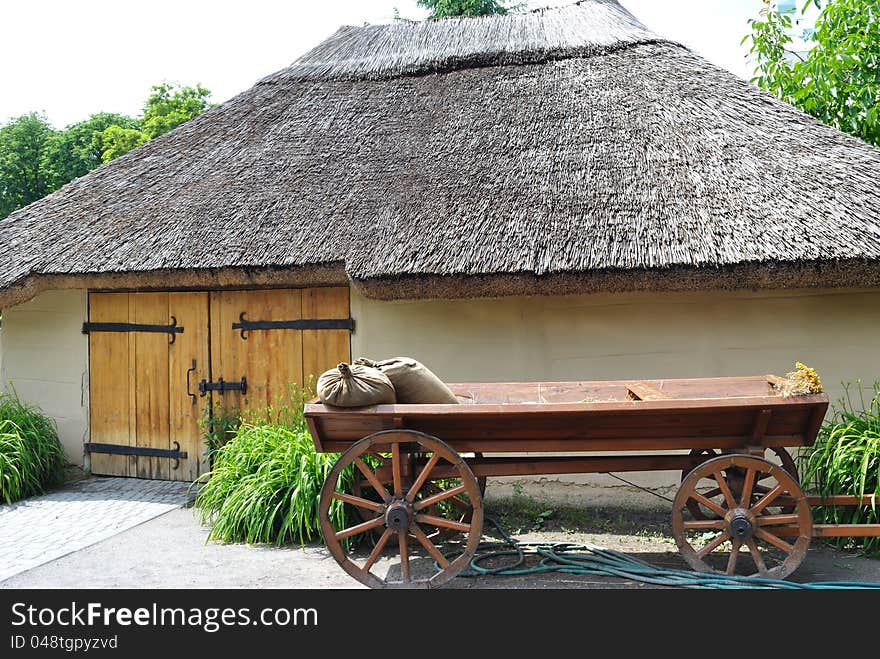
[194, 385, 352, 546]
[800, 381, 880, 556]
[0, 393, 65, 504]
[199, 401, 240, 463]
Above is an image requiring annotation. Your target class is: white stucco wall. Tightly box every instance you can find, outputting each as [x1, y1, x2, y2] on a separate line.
[351, 287, 880, 508]
[3, 285, 878, 507]
[0, 289, 89, 466]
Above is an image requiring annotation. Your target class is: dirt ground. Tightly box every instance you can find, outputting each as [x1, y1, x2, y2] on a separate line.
[2, 494, 878, 589]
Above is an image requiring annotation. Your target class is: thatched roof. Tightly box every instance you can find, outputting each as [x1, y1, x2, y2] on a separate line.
[2, 0, 879, 307]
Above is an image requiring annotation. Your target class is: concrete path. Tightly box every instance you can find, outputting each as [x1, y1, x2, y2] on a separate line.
[3, 492, 879, 589]
[0, 477, 193, 582]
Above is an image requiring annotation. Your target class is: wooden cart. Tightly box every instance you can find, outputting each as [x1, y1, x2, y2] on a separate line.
[306, 375, 879, 588]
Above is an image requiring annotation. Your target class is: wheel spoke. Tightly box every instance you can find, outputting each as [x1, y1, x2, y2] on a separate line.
[413, 484, 467, 511]
[739, 468, 756, 507]
[696, 531, 730, 558]
[335, 515, 385, 541]
[411, 524, 450, 568]
[712, 471, 737, 509]
[751, 483, 785, 516]
[362, 528, 393, 572]
[688, 491, 728, 518]
[683, 519, 726, 530]
[756, 513, 801, 527]
[332, 491, 384, 512]
[726, 539, 741, 576]
[391, 443, 402, 498]
[320, 431, 484, 589]
[424, 482, 472, 512]
[354, 457, 392, 503]
[415, 513, 471, 533]
[746, 538, 769, 577]
[398, 530, 410, 582]
[754, 528, 794, 554]
[405, 453, 440, 503]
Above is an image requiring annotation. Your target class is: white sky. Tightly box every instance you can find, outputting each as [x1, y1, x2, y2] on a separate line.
[0, 0, 766, 129]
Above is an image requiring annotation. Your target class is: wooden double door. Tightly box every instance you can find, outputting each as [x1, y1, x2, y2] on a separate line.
[87, 287, 351, 481]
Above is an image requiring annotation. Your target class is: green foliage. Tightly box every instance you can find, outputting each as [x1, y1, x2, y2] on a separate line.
[799, 381, 880, 556]
[0, 393, 65, 505]
[43, 113, 141, 187]
[95, 125, 149, 163]
[0, 113, 54, 218]
[743, 0, 880, 146]
[141, 82, 213, 139]
[0, 82, 211, 219]
[199, 401, 241, 463]
[194, 384, 353, 546]
[416, 0, 524, 19]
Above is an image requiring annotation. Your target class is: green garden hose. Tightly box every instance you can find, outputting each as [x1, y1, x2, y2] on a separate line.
[446, 517, 880, 589]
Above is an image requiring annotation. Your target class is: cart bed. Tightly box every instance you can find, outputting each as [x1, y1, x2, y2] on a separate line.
[305, 374, 829, 454]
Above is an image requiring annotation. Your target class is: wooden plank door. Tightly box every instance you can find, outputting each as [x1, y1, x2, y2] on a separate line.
[132, 292, 170, 479]
[169, 292, 210, 481]
[89, 287, 349, 479]
[88, 293, 135, 478]
[209, 287, 351, 414]
[87, 292, 209, 481]
[302, 287, 352, 388]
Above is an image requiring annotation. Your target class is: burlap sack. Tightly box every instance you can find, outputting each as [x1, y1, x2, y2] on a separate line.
[354, 357, 459, 404]
[316, 362, 396, 407]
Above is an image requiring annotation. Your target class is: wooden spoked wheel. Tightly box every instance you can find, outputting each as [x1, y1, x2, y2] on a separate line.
[352, 452, 487, 526]
[672, 454, 812, 579]
[681, 448, 799, 520]
[319, 430, 483, 589]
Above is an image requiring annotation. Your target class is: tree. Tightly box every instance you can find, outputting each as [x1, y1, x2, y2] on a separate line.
[141, 82, 213, 139]
[0, 113, 54, 218]
[43, 113, 140, 189]
[743, 0, 880, 146]
[0, 82, 212, 219]
[416, 0, 524, 19]
[94, 124, 149, 163]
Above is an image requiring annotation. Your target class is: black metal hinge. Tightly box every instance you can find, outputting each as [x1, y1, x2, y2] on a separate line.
[82, 317, 184, 344]
[233, 312, 354, 340]
[84, 441, 187, 470]
[199, 377, 247, 396]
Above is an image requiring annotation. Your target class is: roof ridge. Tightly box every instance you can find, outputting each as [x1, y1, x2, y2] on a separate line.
[260, 0, 673, 83]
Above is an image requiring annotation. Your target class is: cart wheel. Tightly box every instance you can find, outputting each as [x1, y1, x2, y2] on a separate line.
[672, 454, 811, 579]
[319, 430, 483, 589]
[681, 448, 799, 520]
[352, 452, 487, 525]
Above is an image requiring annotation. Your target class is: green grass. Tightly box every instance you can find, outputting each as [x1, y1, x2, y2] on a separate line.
[800, 381, 880, 556]
[0, 393, 65, 504]
[194, 384, 353, 546]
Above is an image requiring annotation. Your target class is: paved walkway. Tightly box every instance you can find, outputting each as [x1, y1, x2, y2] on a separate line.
[0, 477, 193, 582]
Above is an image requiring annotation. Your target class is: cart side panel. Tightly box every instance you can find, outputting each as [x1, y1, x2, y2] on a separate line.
[307, 397, 828, 453]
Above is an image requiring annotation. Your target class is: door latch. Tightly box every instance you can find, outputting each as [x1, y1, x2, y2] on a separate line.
[199, 377, 247, 396]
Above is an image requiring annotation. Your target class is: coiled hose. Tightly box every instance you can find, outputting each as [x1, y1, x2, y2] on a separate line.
[447, 517, 880, 589]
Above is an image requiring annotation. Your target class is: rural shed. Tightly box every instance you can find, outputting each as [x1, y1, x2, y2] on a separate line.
[1, 1, 879, 497]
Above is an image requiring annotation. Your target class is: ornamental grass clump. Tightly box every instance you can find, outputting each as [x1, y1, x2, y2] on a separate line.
[800, 381, 880, 556]
[194, 385, 353, 546]
[0, 393, 65, 504]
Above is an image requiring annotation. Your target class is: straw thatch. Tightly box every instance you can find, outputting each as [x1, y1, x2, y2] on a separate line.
[1, 0, 879, 307]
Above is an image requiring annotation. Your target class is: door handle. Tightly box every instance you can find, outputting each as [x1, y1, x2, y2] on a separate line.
[186, 359, 197, 405]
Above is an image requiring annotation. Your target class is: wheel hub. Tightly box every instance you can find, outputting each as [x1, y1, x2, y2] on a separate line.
[726, 509, 754, 541]
[384, 500, 413, 531]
